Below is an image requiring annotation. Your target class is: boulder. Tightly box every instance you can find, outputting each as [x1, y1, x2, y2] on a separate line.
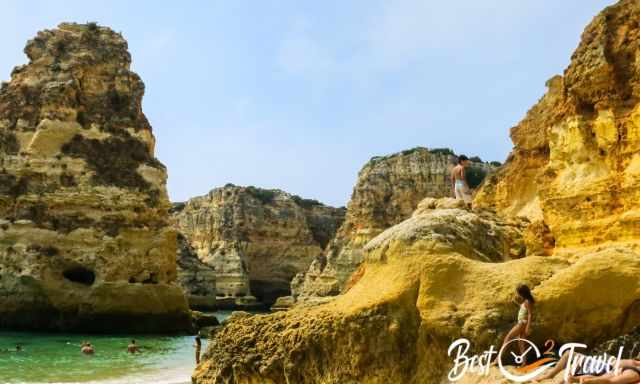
[191, 310, 220, 328]
[270, 296, 295, 311]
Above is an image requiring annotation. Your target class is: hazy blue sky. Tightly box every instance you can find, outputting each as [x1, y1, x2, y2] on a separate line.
[0, 1, 614, 206]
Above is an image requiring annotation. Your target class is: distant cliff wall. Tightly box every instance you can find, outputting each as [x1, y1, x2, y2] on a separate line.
[172, 185, 345, 306]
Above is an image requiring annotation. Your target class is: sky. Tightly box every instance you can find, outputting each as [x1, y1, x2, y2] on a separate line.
[0, 0, 615, 207]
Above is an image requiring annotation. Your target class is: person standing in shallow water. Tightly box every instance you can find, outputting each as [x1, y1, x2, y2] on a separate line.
[194, 336, 201, 364]
[451, 155, 472, 208]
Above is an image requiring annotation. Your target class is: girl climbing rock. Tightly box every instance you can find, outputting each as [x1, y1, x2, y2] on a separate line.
[499, 284, 535, 367]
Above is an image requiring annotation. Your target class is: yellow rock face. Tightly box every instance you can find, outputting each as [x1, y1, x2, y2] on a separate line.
[0, 23, 190, 332]
[476, 0, 640, 251]
[193, 1, 640, 383]
[194, 202, 640, 383]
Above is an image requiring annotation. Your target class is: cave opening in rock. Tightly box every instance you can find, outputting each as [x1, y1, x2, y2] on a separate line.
[141, 273, 158, 284]
[250, 280, 290, 307]
[63, 267, 96, 285]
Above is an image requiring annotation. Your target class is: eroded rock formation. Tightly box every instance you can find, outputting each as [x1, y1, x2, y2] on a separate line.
[172, 185, 345, 306]
[292, 147, 493, 300]
[177, 233, 216, 310]
[193, 1, 640, 382]
[195, 198, 640, 383]
[475, 0, 640, 250]
[0, 23, 191, 332]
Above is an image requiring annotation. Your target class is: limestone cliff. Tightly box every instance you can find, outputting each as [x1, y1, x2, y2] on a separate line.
[172, 185, 345, 306]
[0, 23, 191, 332]
[176, 233, 216, 310]
[292, 147, 493, 299]
[193, 2, 640, 383]
[475, 0, 640, 251]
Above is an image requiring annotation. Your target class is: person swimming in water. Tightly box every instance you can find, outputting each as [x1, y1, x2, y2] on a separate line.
[127, 339, 141, 354]
[0, 344, 23, 353]
[81, 342, 95, 355]
[451, 155, 472, 208]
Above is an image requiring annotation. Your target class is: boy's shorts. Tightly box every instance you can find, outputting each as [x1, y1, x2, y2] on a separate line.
[454, 184, 472, 204]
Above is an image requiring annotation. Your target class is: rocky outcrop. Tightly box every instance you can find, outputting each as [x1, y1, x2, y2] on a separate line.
[194, 198, 640, 384]
[194, 2, 640, 382]
[292, 147, 493, 299]
[592, 327, 640, 359]
[172, 185, 345, 306]
[0, 23, 191, 332]
[177, 233, 216, 310]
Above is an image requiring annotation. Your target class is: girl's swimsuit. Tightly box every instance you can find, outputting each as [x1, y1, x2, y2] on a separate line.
[517, 303, 528, 324]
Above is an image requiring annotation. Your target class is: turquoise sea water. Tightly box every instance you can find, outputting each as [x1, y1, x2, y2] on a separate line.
[0, 311, 236, 384]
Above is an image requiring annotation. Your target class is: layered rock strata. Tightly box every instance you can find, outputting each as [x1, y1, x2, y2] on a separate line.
[194, 1, 640, 382]
[0, 23, 191, 332]
[475, 0, 640, 251]
[292, 147, 493, 299]
[176, 233, 216, 310]
[172, 185, 345, 306]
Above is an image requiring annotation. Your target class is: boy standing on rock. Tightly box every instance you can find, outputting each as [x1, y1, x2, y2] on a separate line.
[451, 155, 472, 208]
